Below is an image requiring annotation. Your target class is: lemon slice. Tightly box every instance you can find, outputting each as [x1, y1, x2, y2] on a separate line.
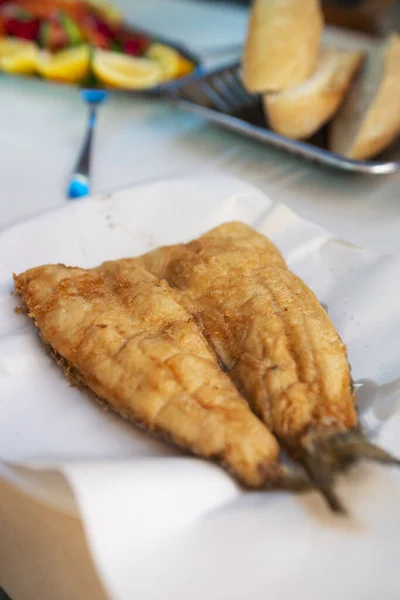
[92, 49, 163, 89]
[0, 38, 38, 75]
[37, 45, 90, 83]
[146, 43, 182, 81]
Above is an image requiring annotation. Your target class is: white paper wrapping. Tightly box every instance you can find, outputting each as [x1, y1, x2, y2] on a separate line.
[1, 174, 400, 600]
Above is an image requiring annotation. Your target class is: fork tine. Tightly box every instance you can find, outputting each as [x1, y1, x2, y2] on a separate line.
[233, 70, 258, 104]
[199, 81, 232, 113]
[232, 66, 248, 89]
[222, 71, 255, 107]
[211, 76, 243, 112]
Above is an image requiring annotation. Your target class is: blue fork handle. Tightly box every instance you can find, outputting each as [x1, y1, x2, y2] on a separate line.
[67, 107, 96, 200]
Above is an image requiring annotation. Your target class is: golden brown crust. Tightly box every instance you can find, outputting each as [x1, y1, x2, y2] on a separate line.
[330, 33, 400, 160]
[242, 0, 324, 93]
[264, 48, 364, 140]
[14, 259, 280, 488]
[140, 221, 357, 451]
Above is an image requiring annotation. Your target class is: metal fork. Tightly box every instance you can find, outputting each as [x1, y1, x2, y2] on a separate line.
[67, 89, 108, 200]
[171, 64, 257, 115]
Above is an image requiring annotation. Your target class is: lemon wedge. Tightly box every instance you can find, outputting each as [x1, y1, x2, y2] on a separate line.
[146, 43, 182, 81]
[147, 43, 195, 81]
[0, 38, 38, 75]
[92, 49, 163, 89]
[37, 45, 90, 83]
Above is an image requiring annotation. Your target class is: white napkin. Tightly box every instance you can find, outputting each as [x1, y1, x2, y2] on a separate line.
[1, 174, 400, 600]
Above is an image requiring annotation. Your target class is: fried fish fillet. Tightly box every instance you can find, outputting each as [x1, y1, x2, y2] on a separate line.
[14, 259, 283, 488]
[139, 222, 399, 506]
[139, 221, 356, 444]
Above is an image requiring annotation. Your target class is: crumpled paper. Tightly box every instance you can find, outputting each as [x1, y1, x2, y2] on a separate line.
[1, 174, 400, 600]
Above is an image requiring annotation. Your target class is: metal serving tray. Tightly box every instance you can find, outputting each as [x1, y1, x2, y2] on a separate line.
[164, 61, 400, 175]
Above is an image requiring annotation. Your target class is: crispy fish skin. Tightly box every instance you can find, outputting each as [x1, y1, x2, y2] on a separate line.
[139, 221, 358, 452]
[14, 260, 282, 488]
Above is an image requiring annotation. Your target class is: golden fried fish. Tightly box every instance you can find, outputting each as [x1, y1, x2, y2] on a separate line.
[140, 221, 399, 510]
[14, 259, 285, 489]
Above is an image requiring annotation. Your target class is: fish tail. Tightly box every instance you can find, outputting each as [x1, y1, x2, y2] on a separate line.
[299, 449, 346, 514]
[323, 430, 400, 468]
[298, 428, 400, 513]
[261, 461, 346, 513]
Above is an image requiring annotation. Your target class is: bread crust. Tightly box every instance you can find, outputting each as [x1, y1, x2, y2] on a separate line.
[330, 33, 400, 160]
[242, 0, 324, 93]
[264, 47, 364, 140]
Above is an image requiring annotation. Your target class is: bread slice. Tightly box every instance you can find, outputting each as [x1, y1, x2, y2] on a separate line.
[242, 0, 324, 93]
[330, 33, 400, 161]
[263, 47, 364, 140]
